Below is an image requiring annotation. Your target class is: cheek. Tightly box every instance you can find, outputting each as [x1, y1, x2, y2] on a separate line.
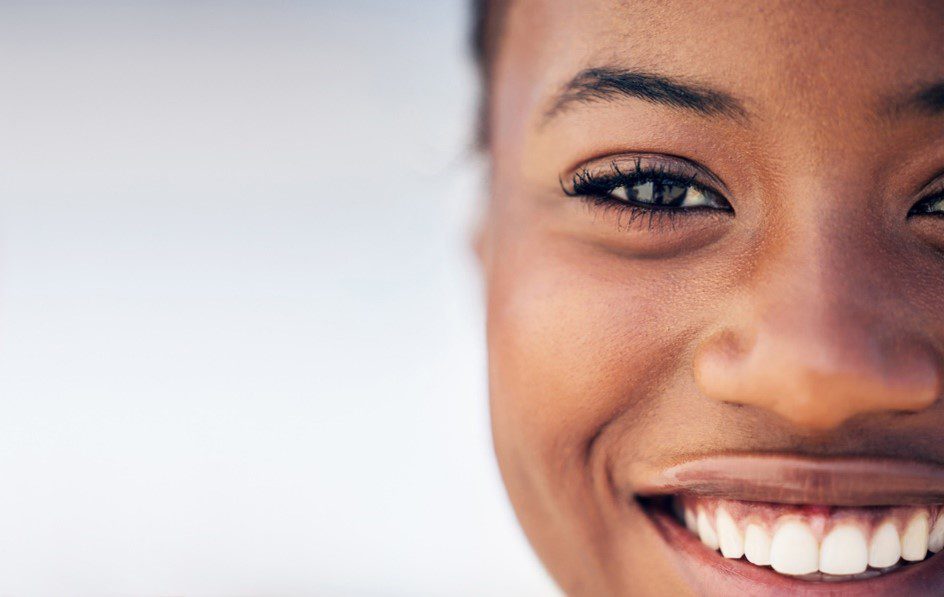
[486, 234, 691, 486]
[484, 229, 706, 590]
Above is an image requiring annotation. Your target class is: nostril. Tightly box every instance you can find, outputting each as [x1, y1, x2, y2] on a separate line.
[873, 339, 942, 412]
[692, 329, 755, 404]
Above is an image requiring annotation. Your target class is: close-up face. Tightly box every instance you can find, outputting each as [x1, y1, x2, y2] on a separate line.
[478, 0, 944, 594]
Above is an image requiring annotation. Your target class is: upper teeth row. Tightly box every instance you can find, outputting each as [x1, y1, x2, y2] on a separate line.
[683, 505, 944, 576]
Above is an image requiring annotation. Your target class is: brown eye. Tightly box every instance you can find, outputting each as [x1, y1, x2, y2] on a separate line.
[609, 180, 728, 210]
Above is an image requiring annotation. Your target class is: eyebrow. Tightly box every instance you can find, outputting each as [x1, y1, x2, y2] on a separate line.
[544, 67, 749, 123]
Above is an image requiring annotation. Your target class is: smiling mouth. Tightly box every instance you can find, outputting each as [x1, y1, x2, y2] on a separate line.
[632, 454, 944, 591]
[643, 495, 941, 580]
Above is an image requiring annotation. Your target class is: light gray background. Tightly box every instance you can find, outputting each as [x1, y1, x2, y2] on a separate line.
[0, 2, 558, 594]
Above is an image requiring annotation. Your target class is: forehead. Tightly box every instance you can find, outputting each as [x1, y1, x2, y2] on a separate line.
[492, 0, 944, 144]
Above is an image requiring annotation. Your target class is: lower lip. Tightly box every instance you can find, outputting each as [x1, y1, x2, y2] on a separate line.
[645, 503, 944, 596]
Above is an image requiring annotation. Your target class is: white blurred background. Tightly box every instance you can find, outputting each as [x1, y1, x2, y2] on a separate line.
[0, 2, 558, 594]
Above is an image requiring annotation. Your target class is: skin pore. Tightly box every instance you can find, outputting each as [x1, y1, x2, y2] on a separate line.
[477, 1, 944, 595]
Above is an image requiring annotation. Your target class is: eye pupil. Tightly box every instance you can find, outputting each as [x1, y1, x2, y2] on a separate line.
[662, 183, 688, 205]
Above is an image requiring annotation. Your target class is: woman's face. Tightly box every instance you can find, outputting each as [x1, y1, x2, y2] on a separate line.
[479, 1, 944, 594]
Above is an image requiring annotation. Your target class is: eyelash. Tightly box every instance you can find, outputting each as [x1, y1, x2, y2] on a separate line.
[560, 158, 732, 229]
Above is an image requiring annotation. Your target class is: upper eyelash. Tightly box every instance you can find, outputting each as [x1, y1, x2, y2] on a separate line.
[558, 158, 733, 232]
[560, 158, 724, 209]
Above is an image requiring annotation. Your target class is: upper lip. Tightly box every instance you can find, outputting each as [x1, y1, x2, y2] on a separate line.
[633, 453, 944, 506]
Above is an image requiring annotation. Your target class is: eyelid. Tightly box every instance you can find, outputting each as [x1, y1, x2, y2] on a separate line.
[559, 164, 734, 242]
[563, 153, 731, 198]
[922, 181, 944, 199]
[562, 159, 732, 214]
[918, 165, 944, 189]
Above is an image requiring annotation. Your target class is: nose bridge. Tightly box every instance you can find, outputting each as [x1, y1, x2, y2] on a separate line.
[694, 203, 941, 430]
[754, 211, 871, 353]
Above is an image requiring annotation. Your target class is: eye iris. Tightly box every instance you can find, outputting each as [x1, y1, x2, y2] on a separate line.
[623, 181, 689, 206]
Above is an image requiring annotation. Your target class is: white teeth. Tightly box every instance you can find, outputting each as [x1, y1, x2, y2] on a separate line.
[716, 508, 744, 559]
[819, 525, 868, 575]
[929, 512, 944, 553]
[869, 520, 902, 568]
[684, 507, 698, 533]
[770, 520, 819, 575]
[678, 500, 940, 577]
[901, 511, 930, 562]
[697, 508, 719, 550]
[744, 523, 772, 566]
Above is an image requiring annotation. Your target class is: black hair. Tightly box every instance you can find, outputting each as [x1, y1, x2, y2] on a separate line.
[471, 0, 510, 148]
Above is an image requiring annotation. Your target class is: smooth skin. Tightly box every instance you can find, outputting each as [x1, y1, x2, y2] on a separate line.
[477, 1, 944, 594]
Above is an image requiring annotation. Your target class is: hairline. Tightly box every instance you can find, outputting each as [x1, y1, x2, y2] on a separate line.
[472, 0, 512, 150]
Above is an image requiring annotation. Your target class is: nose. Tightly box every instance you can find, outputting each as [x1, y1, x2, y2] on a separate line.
[693, 220, 941, 431]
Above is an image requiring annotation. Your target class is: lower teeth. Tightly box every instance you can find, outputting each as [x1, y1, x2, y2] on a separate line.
[668, 495, 944, 579]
